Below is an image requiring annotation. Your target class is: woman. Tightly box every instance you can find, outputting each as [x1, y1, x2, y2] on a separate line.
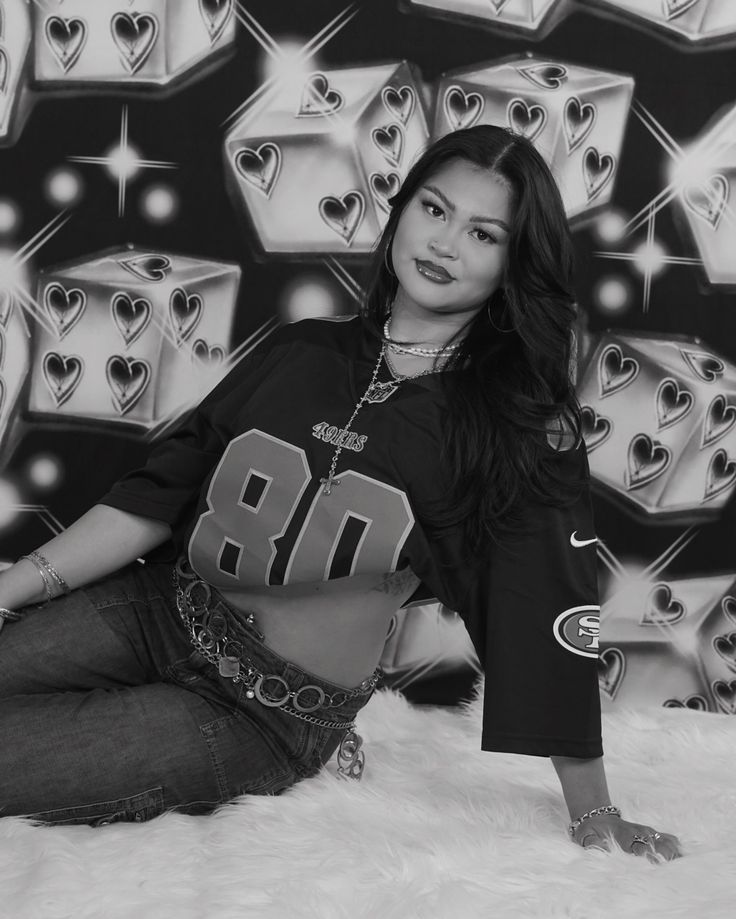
[0, 126, 681, 858]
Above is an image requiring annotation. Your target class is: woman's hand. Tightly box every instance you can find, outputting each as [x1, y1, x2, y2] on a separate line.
[572, 814, 682, 861]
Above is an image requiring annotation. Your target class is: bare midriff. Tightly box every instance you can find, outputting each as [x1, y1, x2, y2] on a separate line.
[220, 568, 421, 689]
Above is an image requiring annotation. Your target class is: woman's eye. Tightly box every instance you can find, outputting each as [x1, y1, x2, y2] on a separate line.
[473, 229, 496, 244]
[422, 200, 443, 218]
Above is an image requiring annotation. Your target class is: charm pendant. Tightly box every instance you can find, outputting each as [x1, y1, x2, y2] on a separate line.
[365, 381, 398, 404]
[218, 656, 240, 679]
[320, 475, 341, 496]
[336, 730, 365, 781]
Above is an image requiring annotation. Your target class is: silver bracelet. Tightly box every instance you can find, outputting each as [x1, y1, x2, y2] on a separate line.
[28, 551, 71, 595]
[0, 607, 22, 632]
[20, 554, 55, 601]
[568, 804, 622, 837]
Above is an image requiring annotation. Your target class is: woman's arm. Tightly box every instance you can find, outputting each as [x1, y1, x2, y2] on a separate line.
[0, 504, 171, 609]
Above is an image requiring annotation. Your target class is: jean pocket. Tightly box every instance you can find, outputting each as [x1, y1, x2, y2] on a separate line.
[29, 786, 165, 827]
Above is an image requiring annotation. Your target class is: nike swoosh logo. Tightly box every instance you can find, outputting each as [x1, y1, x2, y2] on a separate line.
[570, 531, 598, 548]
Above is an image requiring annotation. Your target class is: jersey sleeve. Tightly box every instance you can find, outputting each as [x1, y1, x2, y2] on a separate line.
[458, 440, 603, 759]
[97, 326, 294, 529]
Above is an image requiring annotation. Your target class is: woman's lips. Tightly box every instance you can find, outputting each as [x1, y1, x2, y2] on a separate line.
[415, 260, 454, 284]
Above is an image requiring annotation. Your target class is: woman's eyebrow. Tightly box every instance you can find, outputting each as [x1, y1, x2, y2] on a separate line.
[423, 184, 510, 231]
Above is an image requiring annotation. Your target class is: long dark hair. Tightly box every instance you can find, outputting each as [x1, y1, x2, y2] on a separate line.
[360, 125, 584, 555]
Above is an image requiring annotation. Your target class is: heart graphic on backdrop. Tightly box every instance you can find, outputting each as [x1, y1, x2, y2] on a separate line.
[44, 16, 87, 73]
[581, 405, 613, 451]
[0, 6, 4, 39]
[0, 47, 8, 95]
[169, 288, 203, 345]
[44, 283, 86, 340]
[198, 0, 233, 44]
[655, 377, 693, 430]
[42, 352, 84, 407]
[110, 12, 159, 75]
[680, 348, 724, 383]
[234, 143, 281, 198]
[372, 123, 404, 166]
[111, 292, 152, 346]
[489, 0, 513, 12]
[443, 86, 484, 130]
[0, 377, 4, 415]
[663, 0, 701, 20]
[598, 648, 625, 699]
[704, 448, 736, 500]
[598, 343, 639, 397]
[517, 63, 568, 91]
[712, 679, 736, 714]
[192, 338, 226, 367]
[369, 171, 401, 212]
[722, 595, 736, 626]
[683, 174, 728, 230]
[0, 328, 4, 369]
[563, 96, 596, 153]
[713, 632, 736, 670]
[663, 694, 708, 710]
[118, 253, 172, 283]
[318, 192, 365, 246]
[641, 582, 685, 626]
[702, 395, 736, 447]
[381, 85, 415, 125]
[106, 355, 151, 415]
[507, 98, 546, 141]
[0, 289, 11, 326]
[583, 147, 615, 201]
[626, 433, 672, 490]
[298, 73, 344, 117]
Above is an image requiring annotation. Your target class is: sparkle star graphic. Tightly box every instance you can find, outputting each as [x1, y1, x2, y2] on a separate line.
[68, 107, 177, 218]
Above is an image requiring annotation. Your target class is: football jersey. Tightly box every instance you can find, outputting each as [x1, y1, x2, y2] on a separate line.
[100, 315, 603, 759]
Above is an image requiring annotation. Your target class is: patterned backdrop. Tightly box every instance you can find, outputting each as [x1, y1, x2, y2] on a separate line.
[1, 0, 735, 715]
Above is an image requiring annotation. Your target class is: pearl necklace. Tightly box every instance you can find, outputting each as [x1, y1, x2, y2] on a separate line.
[320, 343, 434, 496]
[382, 317, 460, 357]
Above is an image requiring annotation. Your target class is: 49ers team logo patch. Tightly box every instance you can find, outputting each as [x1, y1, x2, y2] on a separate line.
[553, 605, 601, 659]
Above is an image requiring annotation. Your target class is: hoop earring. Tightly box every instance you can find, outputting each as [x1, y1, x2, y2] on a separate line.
[487, 295, 515, 333]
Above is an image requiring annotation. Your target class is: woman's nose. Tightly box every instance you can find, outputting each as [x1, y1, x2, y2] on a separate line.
[428, 234, 457, 258]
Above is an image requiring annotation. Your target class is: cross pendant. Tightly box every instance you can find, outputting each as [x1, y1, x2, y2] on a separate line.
[320, 475, 340, 496]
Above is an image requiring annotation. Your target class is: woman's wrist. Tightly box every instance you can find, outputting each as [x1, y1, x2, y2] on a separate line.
[0, 558, 51, 609]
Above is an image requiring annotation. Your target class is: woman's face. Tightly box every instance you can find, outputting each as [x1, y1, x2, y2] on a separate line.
[390, 158, 512, 322]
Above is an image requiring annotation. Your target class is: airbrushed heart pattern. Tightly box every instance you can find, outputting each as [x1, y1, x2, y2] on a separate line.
[683, 175, 728, 230]
[581, 406, 613, 451]
[680, 348, 724, 383]
[0, 377, 4, 415]
[106, 355, 152, 415]
[44, 16, 87, 73]
[702, 395, 736, 447]
[110, 12, 159, 75]
[704, 449, 736, 500]
[44, 283, 87, 340]
[583, 147, 615, 201]
[369, 171, 401, 212]
[111, 292, 153, 346]
[42, 352, 84, 407]
[722, 595, 736, 626]
[507, 98, 546, 141]
[626, 433, 672, 490]
[372, 123, 404, 166]
[0, 327, 4, 369]
[234, 143, 282, 198]
[0, 290, 11, 326]
[655, 378, 693, 430]
[641, 582, 685, 626]
[381, 85, 415, 125]
[663, 0, 701, 21]
[318, 192, 365, 246]
[713, 679, 736, 714]
[563, 97, 596, 153]
[517, 63, 568, 91]
[713, 631, 736, 670]
[663, 694, 709, 710]
[598, 648, 625, 699]
[598, 343, 639, 398]
[169, 288, 203, 345]
[118, 254, 172, 283]
[298, 73, 344, 117]
[443, 86, 484, 130]
[192, 338, 226, 367]
[489, 0, 513, 12]
[198, 0, 233, 44]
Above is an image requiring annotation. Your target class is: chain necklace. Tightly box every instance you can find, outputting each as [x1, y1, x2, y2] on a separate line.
[382, 317, 461, 357]
[319, 343, 434, 496]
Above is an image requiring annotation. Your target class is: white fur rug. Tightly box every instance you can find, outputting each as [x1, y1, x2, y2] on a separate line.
[1, 686, 734, 919]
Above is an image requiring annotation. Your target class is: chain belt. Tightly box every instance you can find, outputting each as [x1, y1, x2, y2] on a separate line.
[171, 562, 378, 779]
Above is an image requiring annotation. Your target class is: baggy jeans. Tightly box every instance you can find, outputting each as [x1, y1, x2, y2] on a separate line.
[0, 562, 371, 825]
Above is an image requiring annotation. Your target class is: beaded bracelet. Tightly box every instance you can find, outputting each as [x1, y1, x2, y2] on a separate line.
[568, 804, 622, 837]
